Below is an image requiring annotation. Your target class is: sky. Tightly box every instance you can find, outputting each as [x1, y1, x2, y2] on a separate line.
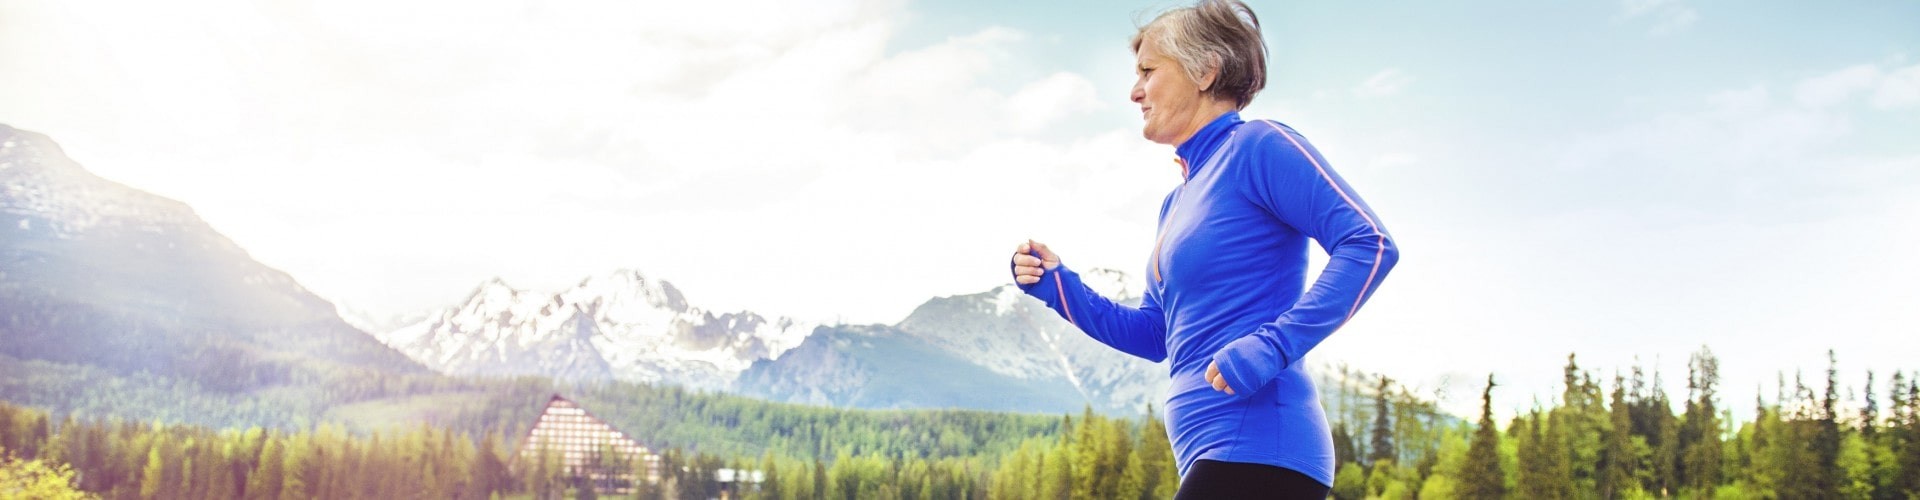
[4, 0, 1917, 420]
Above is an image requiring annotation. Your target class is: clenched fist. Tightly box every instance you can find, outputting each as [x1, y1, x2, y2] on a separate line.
[1207, 361, 1237, 395]
[1010, 240, 1061, 285]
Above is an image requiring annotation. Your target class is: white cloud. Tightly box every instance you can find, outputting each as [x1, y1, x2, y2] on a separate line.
[1794, 64, 1881, 108]
[1872, 63, 1920, 109]
[1353, 69, 1411, 99]
[0, 0, 1162, 324]
[1787, 61, 1920, 110]
[1561, 60, 1920, 199]
[1004, 72, 1105, 133]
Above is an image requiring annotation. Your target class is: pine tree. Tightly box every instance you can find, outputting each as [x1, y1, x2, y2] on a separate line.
[206, 437, 239, 500]
[1331, 424, 1358, 471]
[1116, 443, 1147, 500]
[1040, 440, 1072, 500]
[991, 440, 1034, 500]
[1747, 389, 1778, 493]
[246, 436, 283, 500]
[1897, 372, 1920, 498]
[1069, 407, 1098, 500]
[1540, 412, 1573, 499]
[1773, 371, 1828, 499]
[811, 458, 826, 500]
[1551, 354, 1606, 496]
[138, 433, 171, 500]
[1597, 374, 1638, 499]
[474, 432, 510, 499]
[1863, 370, 1880, 436]
[1679, 346, 1722, 495]
[1514, 410, 1571, 499]
[41, 418, 75, 471]
[1368, 376, 1396, 468]
[1630, 365, 1680, 496]
[1813, 350, 1844, 496]
[280, 433, 315, 500]
[1893, 372, 1911, 432]
[1115, 406, 1175, 500]
[1459, 374, 1506, 499]
[1414, 424, 1469, 499]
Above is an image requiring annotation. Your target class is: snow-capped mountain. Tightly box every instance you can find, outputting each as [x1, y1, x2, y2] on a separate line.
[376, 270, 814, 390]
[733, 323, 1087, 414]
[737, 267, 1171, 415]
[337, 303, 434, 338]
[892, 269, 1170, 414]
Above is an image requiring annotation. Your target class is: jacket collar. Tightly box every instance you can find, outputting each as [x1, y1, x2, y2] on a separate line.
[1174, 111, 1242, 180]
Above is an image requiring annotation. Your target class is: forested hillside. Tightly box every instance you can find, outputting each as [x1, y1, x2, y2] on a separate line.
[7, 348, 1916, 498]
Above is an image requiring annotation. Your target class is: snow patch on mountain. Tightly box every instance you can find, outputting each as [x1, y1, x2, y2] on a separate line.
[376, 269, 814, 390]
[0, 125, 208, 240]
[893, 268, 1170, 414]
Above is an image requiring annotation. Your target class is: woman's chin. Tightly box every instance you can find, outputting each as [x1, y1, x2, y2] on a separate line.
[1143, 131, 1176, 146]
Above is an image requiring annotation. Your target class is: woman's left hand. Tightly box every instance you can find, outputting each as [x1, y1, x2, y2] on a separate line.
[1206, 361, 1236, 395]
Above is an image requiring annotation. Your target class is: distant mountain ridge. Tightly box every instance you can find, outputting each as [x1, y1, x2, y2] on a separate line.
[0, 124, 424, 403]
[730, 269, 1172, 415]
[375, 265, 1172, 414]
[375, 271, 812, 390]
[731, 324, 1087, 414]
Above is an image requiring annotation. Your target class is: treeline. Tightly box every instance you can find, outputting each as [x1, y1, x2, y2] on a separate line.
[0, 404, 518, 499]
[0, 358, 1072, 463]
[568, 380, 1064, 460]
[0, 400, 1175, 500]
[0, 352, 496, 432]
[1325, 348, 1920, 499]
[649, 407, 1181, 500]
[10, 348, 1919, 498]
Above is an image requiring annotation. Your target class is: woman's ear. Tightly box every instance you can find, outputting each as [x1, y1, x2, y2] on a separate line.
[1198, 55, 1223, 91]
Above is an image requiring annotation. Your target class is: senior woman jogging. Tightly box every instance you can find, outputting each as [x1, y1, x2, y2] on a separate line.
[1009, 1, 1399, 498]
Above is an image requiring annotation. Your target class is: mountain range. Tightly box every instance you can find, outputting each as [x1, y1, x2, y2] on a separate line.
[374, 271, 812, 390]
[367, 265, 1170, 414]
[0, 123, 1193, 420]
[731, 278, 1172, 415]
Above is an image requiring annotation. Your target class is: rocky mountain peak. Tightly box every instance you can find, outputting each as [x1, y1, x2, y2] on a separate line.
[377, 270, 814, 390]
[0, 125, 206, 238]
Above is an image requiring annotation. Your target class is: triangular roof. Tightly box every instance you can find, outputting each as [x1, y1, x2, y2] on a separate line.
[511, 393, 650, 467]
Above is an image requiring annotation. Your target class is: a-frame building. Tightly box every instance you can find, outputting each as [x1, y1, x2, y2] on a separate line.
[515, 394, 659, 494]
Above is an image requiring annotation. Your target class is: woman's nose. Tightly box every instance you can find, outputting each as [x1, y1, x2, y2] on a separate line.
[1130, 85, 1145, 104]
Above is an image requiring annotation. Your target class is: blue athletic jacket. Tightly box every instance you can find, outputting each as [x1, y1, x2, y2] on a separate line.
[1019, 111, 1398, 486]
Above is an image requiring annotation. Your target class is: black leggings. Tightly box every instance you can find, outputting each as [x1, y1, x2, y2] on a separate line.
[1172, 459, 1330, 500]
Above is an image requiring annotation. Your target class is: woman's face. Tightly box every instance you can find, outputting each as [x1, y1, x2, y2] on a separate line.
[1131, 36, 1208, 146]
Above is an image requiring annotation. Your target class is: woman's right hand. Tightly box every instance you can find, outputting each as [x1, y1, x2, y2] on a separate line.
[1011, 239, 1061, 285]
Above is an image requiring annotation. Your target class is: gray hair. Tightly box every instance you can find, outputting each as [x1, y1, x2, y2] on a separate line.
[1131, 0, 1268, 109]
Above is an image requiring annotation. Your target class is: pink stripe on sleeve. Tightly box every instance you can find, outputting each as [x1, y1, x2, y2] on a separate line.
[1260, 121, 1386, 321]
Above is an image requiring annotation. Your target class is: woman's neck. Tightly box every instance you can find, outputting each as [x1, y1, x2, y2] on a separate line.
[1171, 100, 1241, 146]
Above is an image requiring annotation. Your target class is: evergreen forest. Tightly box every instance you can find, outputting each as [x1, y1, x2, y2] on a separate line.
[3, 348, 1919, 499]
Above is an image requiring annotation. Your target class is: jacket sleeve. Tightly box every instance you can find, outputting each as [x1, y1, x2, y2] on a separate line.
[1017, 263, 1168, 363]
[1215, 122, 1400, 395]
